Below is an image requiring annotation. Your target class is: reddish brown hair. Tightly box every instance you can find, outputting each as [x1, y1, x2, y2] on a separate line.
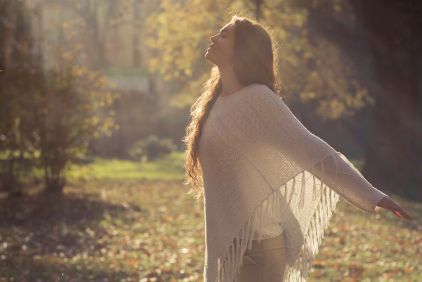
[183, 15, 281, 201]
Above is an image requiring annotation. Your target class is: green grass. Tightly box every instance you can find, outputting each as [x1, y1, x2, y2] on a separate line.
[0, 156, 421, 281]
[66, 151, 185, 182]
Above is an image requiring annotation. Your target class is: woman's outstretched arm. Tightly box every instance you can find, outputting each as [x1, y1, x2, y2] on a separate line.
[250, 86, 411, 219]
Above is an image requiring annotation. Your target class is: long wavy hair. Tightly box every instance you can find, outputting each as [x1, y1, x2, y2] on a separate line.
[183, 14, 281, 201]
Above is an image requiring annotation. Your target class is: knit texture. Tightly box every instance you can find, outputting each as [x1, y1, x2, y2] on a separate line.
[198, 83, 388, 282]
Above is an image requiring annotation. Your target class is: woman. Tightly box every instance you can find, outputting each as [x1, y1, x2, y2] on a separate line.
[183, 15, 412, 282]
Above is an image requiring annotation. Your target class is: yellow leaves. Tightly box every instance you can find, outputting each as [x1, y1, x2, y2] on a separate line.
[345, 84, 369, 109]
[318, 99, 346, 120]
[299, 91, 317, 101]
[62, 21, 70, 30]
[144, 0, 226, 81]
[71, 66, 88, 77]
[161, 215, 174, 223]
[94, 76, 109, 88]
[60, 51, 74, 62]
[128, 257, 138, 269]
[144, 0, 375, 121]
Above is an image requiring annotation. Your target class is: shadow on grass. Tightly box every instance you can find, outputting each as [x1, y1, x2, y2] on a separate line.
[0, 190, 145, 281]
[0, 190, 143, 227]
[1, 254, 133, 282]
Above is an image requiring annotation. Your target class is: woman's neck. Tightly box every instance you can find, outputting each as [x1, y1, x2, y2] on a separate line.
[218, 66, 244, 97]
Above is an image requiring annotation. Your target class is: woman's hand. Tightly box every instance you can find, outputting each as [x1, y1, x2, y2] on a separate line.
[375, 196, 413, 220]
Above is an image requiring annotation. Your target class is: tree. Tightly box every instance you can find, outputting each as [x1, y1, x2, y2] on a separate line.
[36, 39, 118, 193]
[145, 0, 373, 122]
[0, 0, 118, 196]
[0, 0, 42, 196]
[60, 0, 136, 70]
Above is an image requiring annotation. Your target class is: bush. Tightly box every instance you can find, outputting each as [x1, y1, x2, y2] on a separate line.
[128, 135, 176, 161]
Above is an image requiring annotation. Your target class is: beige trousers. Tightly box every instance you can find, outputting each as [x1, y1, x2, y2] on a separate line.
[236, 232, 287, 282]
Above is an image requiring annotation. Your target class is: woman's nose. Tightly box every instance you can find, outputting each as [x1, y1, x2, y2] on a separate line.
[209, 35, 216, 44]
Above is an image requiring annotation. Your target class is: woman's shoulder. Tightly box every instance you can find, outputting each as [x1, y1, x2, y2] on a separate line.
[220, 83, 281, 107]
[249, 83, 271, 92]
[246, 83, 282, 102]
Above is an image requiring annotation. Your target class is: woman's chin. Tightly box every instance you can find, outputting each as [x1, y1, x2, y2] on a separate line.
[204, 52, 214, 62]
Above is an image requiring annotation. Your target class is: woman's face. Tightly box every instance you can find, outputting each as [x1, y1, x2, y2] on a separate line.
[205, 22, 235, 67]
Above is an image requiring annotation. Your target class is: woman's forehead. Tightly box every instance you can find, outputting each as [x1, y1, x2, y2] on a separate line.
[220, 23, 234, 33]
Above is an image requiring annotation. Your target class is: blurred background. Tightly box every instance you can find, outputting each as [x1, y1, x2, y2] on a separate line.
[0, 0, 421, 281]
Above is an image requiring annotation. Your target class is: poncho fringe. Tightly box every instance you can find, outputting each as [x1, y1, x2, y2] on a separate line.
[217, 153, 340, 282]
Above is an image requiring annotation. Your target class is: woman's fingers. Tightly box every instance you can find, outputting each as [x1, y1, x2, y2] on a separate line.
[380, 197, 413, 220]
[390, 201, 413, 220]
[395, 207, 413, 220]
[393, 210, 403, 218]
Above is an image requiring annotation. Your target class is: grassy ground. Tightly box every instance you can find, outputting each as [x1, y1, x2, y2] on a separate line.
[66, 151, 185, 182]
[0, 154, 421, 281]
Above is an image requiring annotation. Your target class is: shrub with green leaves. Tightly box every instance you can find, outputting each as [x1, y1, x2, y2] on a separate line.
[128, 135, 176, 161]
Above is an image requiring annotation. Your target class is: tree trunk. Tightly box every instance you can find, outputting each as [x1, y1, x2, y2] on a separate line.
[350, 0, 422, 199]
[132, 0, 142, 67]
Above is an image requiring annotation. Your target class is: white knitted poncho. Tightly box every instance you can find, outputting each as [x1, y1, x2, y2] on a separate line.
[198, 83, 388, 282]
